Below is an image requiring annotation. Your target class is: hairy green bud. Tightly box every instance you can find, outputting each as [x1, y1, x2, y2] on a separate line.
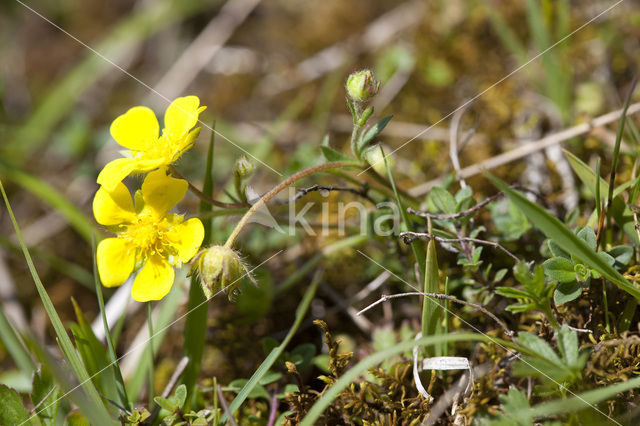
[346, 70, 379, 103]
[196, 245, 251, 299]
[234, 155, 254, 179]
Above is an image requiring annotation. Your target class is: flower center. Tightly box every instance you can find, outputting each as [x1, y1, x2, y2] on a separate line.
[134, 134, 184, 163]
[121, 212, 172, 257]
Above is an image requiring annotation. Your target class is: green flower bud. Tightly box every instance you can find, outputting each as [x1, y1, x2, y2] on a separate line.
[234, 155, 254, 179]
[346, 70, 380, 103]
[196, 245, 249, 299]
[364, 145, 394, 176]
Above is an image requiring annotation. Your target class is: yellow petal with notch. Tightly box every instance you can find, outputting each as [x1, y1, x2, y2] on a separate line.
[93, 182, 136, 226]
[166, 218, 205, 263]
[141, 169, 188, 219]
[164, 96, 206, 139]
[97, 157, 138, 192]
[110, 106, 159, 151]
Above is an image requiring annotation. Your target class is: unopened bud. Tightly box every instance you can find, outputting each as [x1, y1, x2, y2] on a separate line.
[234, 156, 254, 179]
[346, 70, 379, 103]
[196, 245, 248, 299]
[364, 145, 394, 176]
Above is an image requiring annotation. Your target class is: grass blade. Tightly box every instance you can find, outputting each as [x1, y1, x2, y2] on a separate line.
[531, 374, 640, 419]
[0, 179, 112, 421]
[0, 305, 34, 375]
[486, 173, 640, 300]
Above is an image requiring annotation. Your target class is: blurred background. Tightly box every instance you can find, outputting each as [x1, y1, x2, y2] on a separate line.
[2, 0, 640, 388]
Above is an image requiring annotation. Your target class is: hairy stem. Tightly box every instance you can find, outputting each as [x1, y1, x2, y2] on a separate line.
[224, 161, 359, 248]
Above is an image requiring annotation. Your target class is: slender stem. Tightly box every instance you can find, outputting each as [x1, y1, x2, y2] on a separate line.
[357, 291, 514, 337]
[602, 280, 610, 334]
[350, 123, 361, 156]
[147, 302, 155, 407]
[169, 166, 249, 209]
[224, 161, 359, 248]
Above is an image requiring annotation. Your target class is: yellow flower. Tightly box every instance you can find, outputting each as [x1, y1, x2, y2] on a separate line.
[93, 169, 204, 302]
[97, 96, 206, 192]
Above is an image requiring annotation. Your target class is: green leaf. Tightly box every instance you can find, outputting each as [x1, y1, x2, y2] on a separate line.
[430, 186, 457, 214]
[496, 287, 535, 300]
[543, 257, 575, 283]
[608, 245, 633, 266]
[173, 384, 187, 409]
[0, 385, 31, 425]
[514, 333, 563, 368]
[153, 396, 177, 412]
[556, 325, 579, 368]
[576, 227, 597, 251]
[487, 174, 640, 300]
[554, 281, 581, 305]
[290, 343, 316, 368]
[493, 268, 508, 283]
[490, 199, 531, 241]
[228, 379, 269, 400]
[497, 387, 533, 426]
[31, 366, 59, 426]
[564, 150, 608, 203]
[262, 337, 279, 356]
[548, 240, 570, 259]
[513, 262, 544, 294]
[321, 145, 352, 163]
[357, 115, 393, 155]
[258, 371, 282, 386]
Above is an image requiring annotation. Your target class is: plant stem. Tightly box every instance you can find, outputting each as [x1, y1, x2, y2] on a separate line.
[350, 123, 361, 157]
[224, 161, 359, 248]
[169, 166, 249, 209]
[147, 302, 155, 407]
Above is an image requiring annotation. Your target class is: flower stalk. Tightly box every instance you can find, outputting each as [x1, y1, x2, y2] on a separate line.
[224, 161, 359, 248]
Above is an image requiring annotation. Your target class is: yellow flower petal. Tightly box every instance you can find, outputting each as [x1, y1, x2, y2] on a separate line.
[97, 157, 139, 192]
[131, 255, 174, 302]
[97, 238, 135, 287]
[163, 96, 206, 139]
[110, 106, 159, 151]
[166, 218, 205, 263]
[141, 169, 188, 219]
[93, 182, 136, 226]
